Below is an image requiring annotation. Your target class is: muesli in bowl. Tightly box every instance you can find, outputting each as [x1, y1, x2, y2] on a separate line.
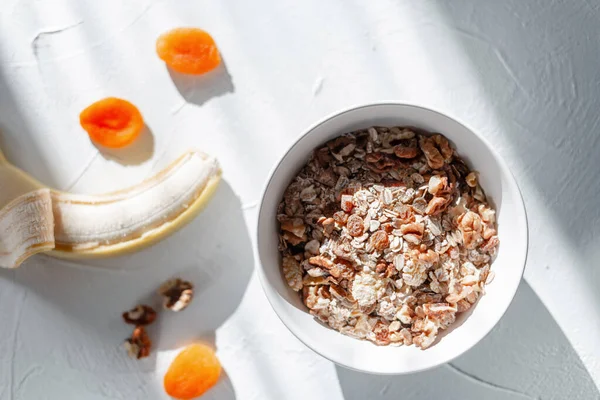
[277, 126, 499, 349]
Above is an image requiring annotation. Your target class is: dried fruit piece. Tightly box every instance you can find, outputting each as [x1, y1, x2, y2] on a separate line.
[124, 326, 152, 359]
[159, 278, 194, 312]
[164, 343, 221, 399]
[156, 28, 221, 75]
[346, 214, 364, 237]
[80, 97, 144, 148]
[369, 230, 389, 251]
[122, 305, 157, 326]
[340, 194, 354, 212]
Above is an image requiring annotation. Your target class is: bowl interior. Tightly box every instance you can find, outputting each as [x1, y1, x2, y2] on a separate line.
[257, 103, 527, 374]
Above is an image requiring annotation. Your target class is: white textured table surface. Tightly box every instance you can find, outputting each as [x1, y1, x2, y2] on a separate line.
[1, 0, 599, 399]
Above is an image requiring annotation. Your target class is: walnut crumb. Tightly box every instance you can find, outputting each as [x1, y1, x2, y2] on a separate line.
[124, 326, 152, 359]
[158, 278, 194, 312]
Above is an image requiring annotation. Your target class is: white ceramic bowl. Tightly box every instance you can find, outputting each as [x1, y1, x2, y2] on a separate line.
[256, 103, 528, 374]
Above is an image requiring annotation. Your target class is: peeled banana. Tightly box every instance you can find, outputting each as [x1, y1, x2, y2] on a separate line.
[0, 148, 221, 268]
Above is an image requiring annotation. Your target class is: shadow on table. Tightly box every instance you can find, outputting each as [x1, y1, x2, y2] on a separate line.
[96, 124, 156, 166]
[3, 180, 249, 399]
[336, 281, 599, 399]
[168, 59, 235, 108]
[19, 179, 252, 341]
[0, 62, 63, 189]
[0, 11, 243, 400]
[428, 0, 600, 302]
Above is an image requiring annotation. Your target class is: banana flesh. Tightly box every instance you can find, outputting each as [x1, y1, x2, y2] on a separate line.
[0, 150, 221, 268]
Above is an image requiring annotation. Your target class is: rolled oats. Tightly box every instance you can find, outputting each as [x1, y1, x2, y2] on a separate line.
[277, 126, 499, 349]
[283, 256, 304, 291]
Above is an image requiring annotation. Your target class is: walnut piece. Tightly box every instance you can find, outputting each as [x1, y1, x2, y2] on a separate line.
[122, 305, 157, 326]
[419, 136, 444, 170]
[433, 134, 453, 161]
[393, 143, 419, 159]
[124, 326, 152, 359]
[158, 278, 194, 312]
[346, 214, 364, 237]
[308, 255, 334, 269]
[426, 196, 450, 216]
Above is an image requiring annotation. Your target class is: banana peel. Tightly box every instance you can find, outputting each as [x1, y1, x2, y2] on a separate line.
[0, 148, 221, 268]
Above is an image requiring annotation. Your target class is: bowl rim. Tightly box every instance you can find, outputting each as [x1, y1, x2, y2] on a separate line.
[255, 101, 529, 374]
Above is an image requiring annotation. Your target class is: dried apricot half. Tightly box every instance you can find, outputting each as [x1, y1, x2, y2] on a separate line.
[79, 97, 144, 148]
[164, 343, 221, 399]
[156, 28, 221, 75]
